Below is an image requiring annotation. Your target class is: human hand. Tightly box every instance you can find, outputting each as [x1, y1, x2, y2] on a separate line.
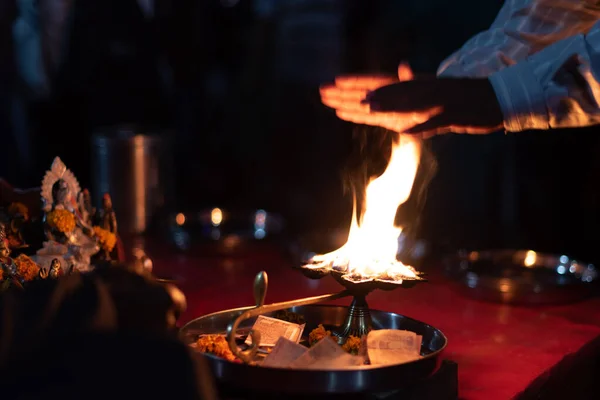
[364, 78, 504, 138]
[320, 63, 439, 133]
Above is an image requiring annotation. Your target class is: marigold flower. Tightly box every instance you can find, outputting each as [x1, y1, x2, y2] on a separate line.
[0, 268, 4, 282]
[342, 335, 362, 355]
[47, 209, 76, 234]
[14, 254, 40, 281]
[308, 324, 332, 346]
[195, 335, 236, 361]
[93, 226, 117, 252]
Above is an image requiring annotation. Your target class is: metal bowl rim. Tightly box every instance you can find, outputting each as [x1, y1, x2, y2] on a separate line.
[449, 248, 598, 282]
[456, 249, 593, 264]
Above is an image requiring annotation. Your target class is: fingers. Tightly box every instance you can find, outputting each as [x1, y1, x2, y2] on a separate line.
[334, 75, 396, 90]
[335, 110, 424, 133]
[320, 84, 366, 100]
[397, 62, 414, 82]
[321, 86, 371, 113]
[336, 110, 382, 125]
[322, 70, 447, 134]
[320, 75, 397, 112]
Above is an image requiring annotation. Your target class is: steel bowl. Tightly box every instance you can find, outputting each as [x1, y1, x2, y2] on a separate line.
[180, 304, 447, 395]
[444, 249, 600, 305]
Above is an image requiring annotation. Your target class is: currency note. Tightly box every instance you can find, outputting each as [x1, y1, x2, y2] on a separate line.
[244, 315, 305, 347]
[289, 336, 364, 369]
[366, 329, 422, 366]
[261, 337, 308, 368]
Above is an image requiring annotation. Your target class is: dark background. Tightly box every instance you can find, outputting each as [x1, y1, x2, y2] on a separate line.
[3, 0, 600, 263]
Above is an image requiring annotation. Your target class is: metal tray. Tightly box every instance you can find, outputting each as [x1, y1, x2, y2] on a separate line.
[180, 304, 447, 395]
[444, 249, 600, 305]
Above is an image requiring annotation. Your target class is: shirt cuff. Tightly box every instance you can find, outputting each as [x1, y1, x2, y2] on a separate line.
[489, 62, 550, 132]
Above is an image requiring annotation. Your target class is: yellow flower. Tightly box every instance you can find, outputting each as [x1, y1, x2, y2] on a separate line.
[196, 335, 236, 361]
[8, 202, 29, 221]
[342, 335, 362, 355]
[47, 209, 76, 234]
[308, 324, 332, 346]
[93, 226, 117, 252]
[14, 254, 40, 281]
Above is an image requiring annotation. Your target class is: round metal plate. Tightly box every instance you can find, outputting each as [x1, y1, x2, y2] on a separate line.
[180, 304, 447, 394]
[445, 249, 600, 305]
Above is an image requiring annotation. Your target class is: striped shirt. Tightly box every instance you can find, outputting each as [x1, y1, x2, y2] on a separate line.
[437, 0, 600, 132]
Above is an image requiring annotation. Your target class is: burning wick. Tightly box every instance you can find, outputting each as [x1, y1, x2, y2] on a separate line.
[302, 134, 422, 284]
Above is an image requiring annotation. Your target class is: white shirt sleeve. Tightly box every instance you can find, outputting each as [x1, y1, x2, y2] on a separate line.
[490, 23, 600, 131]
[438, 0, 600, 78]
[438, 0, 600, 132]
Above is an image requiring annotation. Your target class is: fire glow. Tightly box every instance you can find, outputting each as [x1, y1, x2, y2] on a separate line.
[303, 134, 422, 284]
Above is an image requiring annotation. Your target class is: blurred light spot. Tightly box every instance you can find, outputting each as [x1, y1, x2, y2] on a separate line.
[557, 265, 566, 274]
[142, 256, 153, 272]
[211, 208, 223, 226]
[211, 228, 221, 240]
[466, 272, 478, 288]
[175, 213, 185, 225]
[254, 209, 267, 229]
[254, 228, 266, 239]
[224, 235, 240, 248]
[498, 278, 512, 293]
[524, 250, 537, 267]
[560, 255, 569, 264]
[173, 231, 190, 250]
[569, 265, 577, 273]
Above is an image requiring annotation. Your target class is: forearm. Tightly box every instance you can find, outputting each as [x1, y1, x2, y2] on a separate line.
[490, 21, 600, 132]
[438, 0, 600, 78]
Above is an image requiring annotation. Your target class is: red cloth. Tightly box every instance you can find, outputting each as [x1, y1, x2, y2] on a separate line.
[151, 244, 600, 400]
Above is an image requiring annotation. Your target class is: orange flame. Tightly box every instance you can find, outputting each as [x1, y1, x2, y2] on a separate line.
[308, 134, 422, 281]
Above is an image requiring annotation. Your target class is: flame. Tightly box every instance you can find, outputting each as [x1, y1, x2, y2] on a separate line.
[307, 134, 422, 281]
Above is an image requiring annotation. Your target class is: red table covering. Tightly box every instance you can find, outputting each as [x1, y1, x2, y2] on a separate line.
[151, 243, 600, 400]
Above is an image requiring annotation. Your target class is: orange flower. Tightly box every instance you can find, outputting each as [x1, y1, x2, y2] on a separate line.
[342, 335, 362, 355]
[308, 324, 332, 346]
[195, 335, 236, 361]
[47, 209, 76, 234]
[0, 268, 4, 282]
[14, 254, 40, 281]
[93, 226, 117, 252]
